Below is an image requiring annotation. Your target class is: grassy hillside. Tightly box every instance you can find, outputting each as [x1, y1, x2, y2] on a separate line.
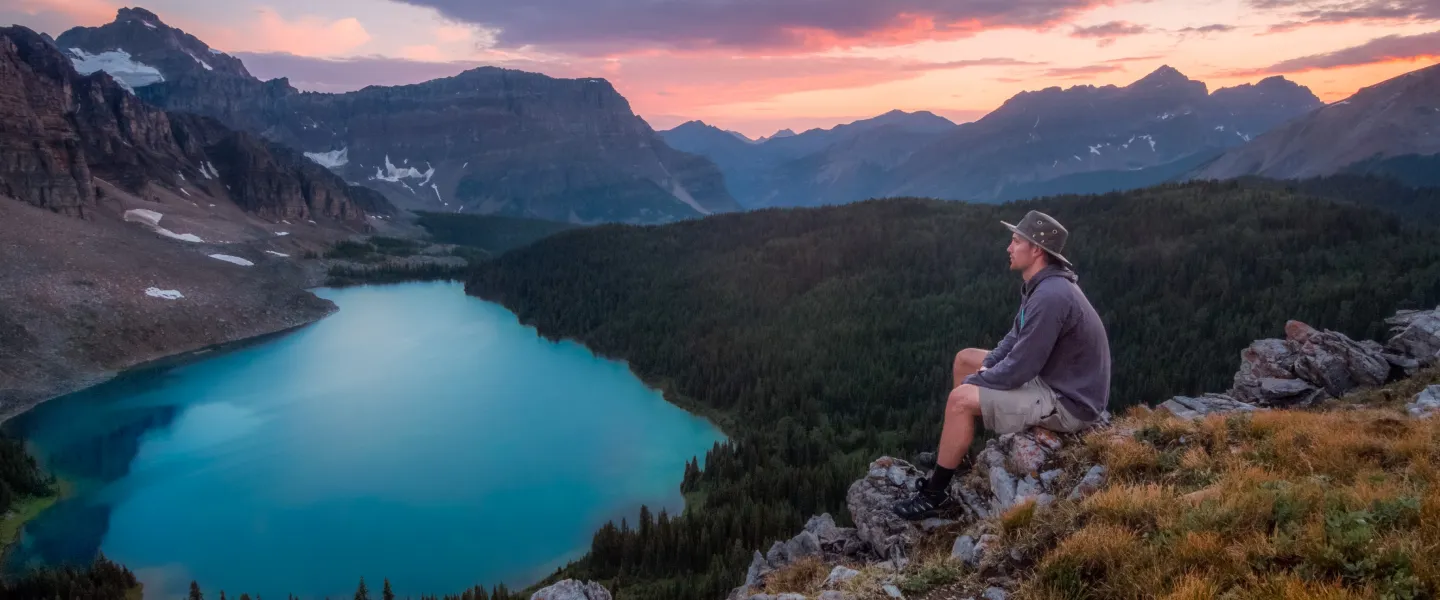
[467, 180, 1440, 599]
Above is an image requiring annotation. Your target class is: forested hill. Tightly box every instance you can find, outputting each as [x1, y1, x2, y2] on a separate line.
[466, 180, 1440, 600]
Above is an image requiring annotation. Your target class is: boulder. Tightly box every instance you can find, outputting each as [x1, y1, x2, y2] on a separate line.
[823, 565, 860, 588]
[846, 457, 928, 559]
[804, 513, 864, 557]
[983, 588, 1009, 600]
[1410, 385, 1440, 419]
[1231, 321, 1390, 407]
[1387, 306, 1440, 366]
[530, 580, 612, 600]
[818, 592, 855, 600]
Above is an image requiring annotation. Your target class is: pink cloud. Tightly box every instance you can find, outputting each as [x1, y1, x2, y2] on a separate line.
[203, 7, 371, 57]
[1221, 30, 1440, 75]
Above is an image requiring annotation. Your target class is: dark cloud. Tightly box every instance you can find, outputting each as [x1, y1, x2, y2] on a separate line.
[393, 0, 1110, 53]
[1069, 20, 1150, 38]
[1178, 24, 1237, 34]
[1039, 64, 1126, 79]
[1232, 30, 1440, 73]
[1249, 0, 1440, 25]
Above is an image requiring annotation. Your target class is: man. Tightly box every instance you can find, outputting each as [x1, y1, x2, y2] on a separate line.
[892, 210, 1111, 521]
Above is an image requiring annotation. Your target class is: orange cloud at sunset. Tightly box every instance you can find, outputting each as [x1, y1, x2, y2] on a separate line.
[201, 7, 372, 57]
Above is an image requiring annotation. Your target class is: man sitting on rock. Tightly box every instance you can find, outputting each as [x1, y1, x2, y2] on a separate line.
[893, 210, 1112, 521]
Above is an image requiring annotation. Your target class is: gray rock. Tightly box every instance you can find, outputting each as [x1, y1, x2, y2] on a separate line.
[845, 457, 927, 560]
[1014, 475, 1042, 503]
[1066, 465, 1107, 501]
[988, 465, 1018, 512]
[983, 587, 1009, 600]
[920, 517, 956, 532]
[875, 557, 910, 572]
[1233, 321, 1392, 407]
[971, 534, 1000, 566]
[824, 565, 861, 588]
[913, 451, 937, 469]
[774, 595, 807, 600]
[1160, 393, 1259, 419]
[1409, 385, 1440, 419]
[766, 541, 787, 567]
[883, 583, 905, 598]
[783, 530, 822, 562]
[1039, 469, 1065, 487]
[530, 580, 612, 600]
[1387, 306, 1440, 365]
[951, 535, 976, 562]
[744, 551, 768, 588]
[819, 592, 855, 600]
[806, 513, 865, 557]
[1287, 321, 1390, 396]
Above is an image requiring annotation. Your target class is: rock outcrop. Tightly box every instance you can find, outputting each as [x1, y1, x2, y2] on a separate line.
[1229, 320, 1393, 407]
[529, 580, 612, 600]
[734, 304, 1440, 599]
[55, 9, 739, 223]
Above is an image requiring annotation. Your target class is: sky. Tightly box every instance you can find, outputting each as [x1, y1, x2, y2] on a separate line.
[5, 0, 1439, 137]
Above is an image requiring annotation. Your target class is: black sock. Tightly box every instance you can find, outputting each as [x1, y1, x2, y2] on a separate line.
[924, 465, 956, 495]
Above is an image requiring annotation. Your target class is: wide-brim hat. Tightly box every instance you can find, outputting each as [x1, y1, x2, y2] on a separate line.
[1002, 210, 1072, 268]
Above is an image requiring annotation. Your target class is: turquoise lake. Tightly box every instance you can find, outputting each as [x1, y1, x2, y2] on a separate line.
[3, 281, 725, 599]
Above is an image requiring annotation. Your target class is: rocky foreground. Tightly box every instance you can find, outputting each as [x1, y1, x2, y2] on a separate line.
[544, 304, 1440, 600]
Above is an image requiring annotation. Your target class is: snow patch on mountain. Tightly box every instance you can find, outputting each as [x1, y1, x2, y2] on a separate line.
[145, 287, 183, 300]
[371, 155, 433, 183]
[208, 254, 254, 267]
[305, 147, 349, 169]
[67, 48, 164, 92]
[185, 51, 213, 71]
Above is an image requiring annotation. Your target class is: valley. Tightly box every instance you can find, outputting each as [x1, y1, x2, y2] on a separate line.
[1, 4, 1438, 600]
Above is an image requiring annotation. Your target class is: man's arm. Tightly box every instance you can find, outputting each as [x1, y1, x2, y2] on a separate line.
[964, 292, 1067, 390]
[983, 327, 1018, 369]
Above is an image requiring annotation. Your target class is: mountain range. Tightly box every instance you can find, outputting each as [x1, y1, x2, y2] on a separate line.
[53, 8, 739, 224]
[664, 67, 1328, 207]
[1198, 61, 1440, 181]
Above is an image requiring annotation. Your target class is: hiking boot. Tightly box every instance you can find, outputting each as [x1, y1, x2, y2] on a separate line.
[891, 478, 958, 521]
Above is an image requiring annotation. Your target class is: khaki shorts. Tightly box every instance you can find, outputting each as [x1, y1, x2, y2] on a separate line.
[979, 377, 1088, 434]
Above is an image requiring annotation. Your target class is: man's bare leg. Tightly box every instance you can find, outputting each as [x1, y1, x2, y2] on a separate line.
[938, 385, 982, 469]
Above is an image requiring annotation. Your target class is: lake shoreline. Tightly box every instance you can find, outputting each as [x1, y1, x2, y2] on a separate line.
[0, 307, 335, 426]
[5, 282, 726, 599]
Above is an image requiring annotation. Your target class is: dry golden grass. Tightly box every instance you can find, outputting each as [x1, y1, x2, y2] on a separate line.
[762, 556, 829, 595]
[1013, 399, 1440, 600]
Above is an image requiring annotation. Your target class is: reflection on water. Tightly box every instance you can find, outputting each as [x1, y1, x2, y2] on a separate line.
[3, 282, 724, 600]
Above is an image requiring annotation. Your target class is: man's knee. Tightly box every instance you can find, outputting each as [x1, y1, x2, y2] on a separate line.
[946, 385, 981, 419]
[954, 348, 988, 372]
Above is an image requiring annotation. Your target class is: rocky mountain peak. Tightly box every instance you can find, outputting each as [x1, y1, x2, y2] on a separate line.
[115, 7, 164, 26]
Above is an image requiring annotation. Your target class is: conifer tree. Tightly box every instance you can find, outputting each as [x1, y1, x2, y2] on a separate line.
[355, 578, 371, 600]
[383, 579, 395, 600]
[189, 581, 204, 600]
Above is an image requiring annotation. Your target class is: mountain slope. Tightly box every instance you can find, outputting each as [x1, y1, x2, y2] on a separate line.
[887, 66, 1322, 202]
[660, 111, 958, 208]
[0, 24, 388, 415]
[467, 180, 1440, 599]
[1198, 61, 1440, 180]
[55, 8, 739, 224]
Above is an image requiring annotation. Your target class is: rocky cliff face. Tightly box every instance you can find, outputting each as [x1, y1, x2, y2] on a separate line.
[1, 24, 389, 225]
[57, 9, 739, 224]
[731, 303, 1440, 600]
[1197, 62, 1440, 180]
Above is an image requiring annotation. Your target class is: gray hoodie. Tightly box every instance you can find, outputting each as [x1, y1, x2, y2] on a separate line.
[963, 265, 1112, 422]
